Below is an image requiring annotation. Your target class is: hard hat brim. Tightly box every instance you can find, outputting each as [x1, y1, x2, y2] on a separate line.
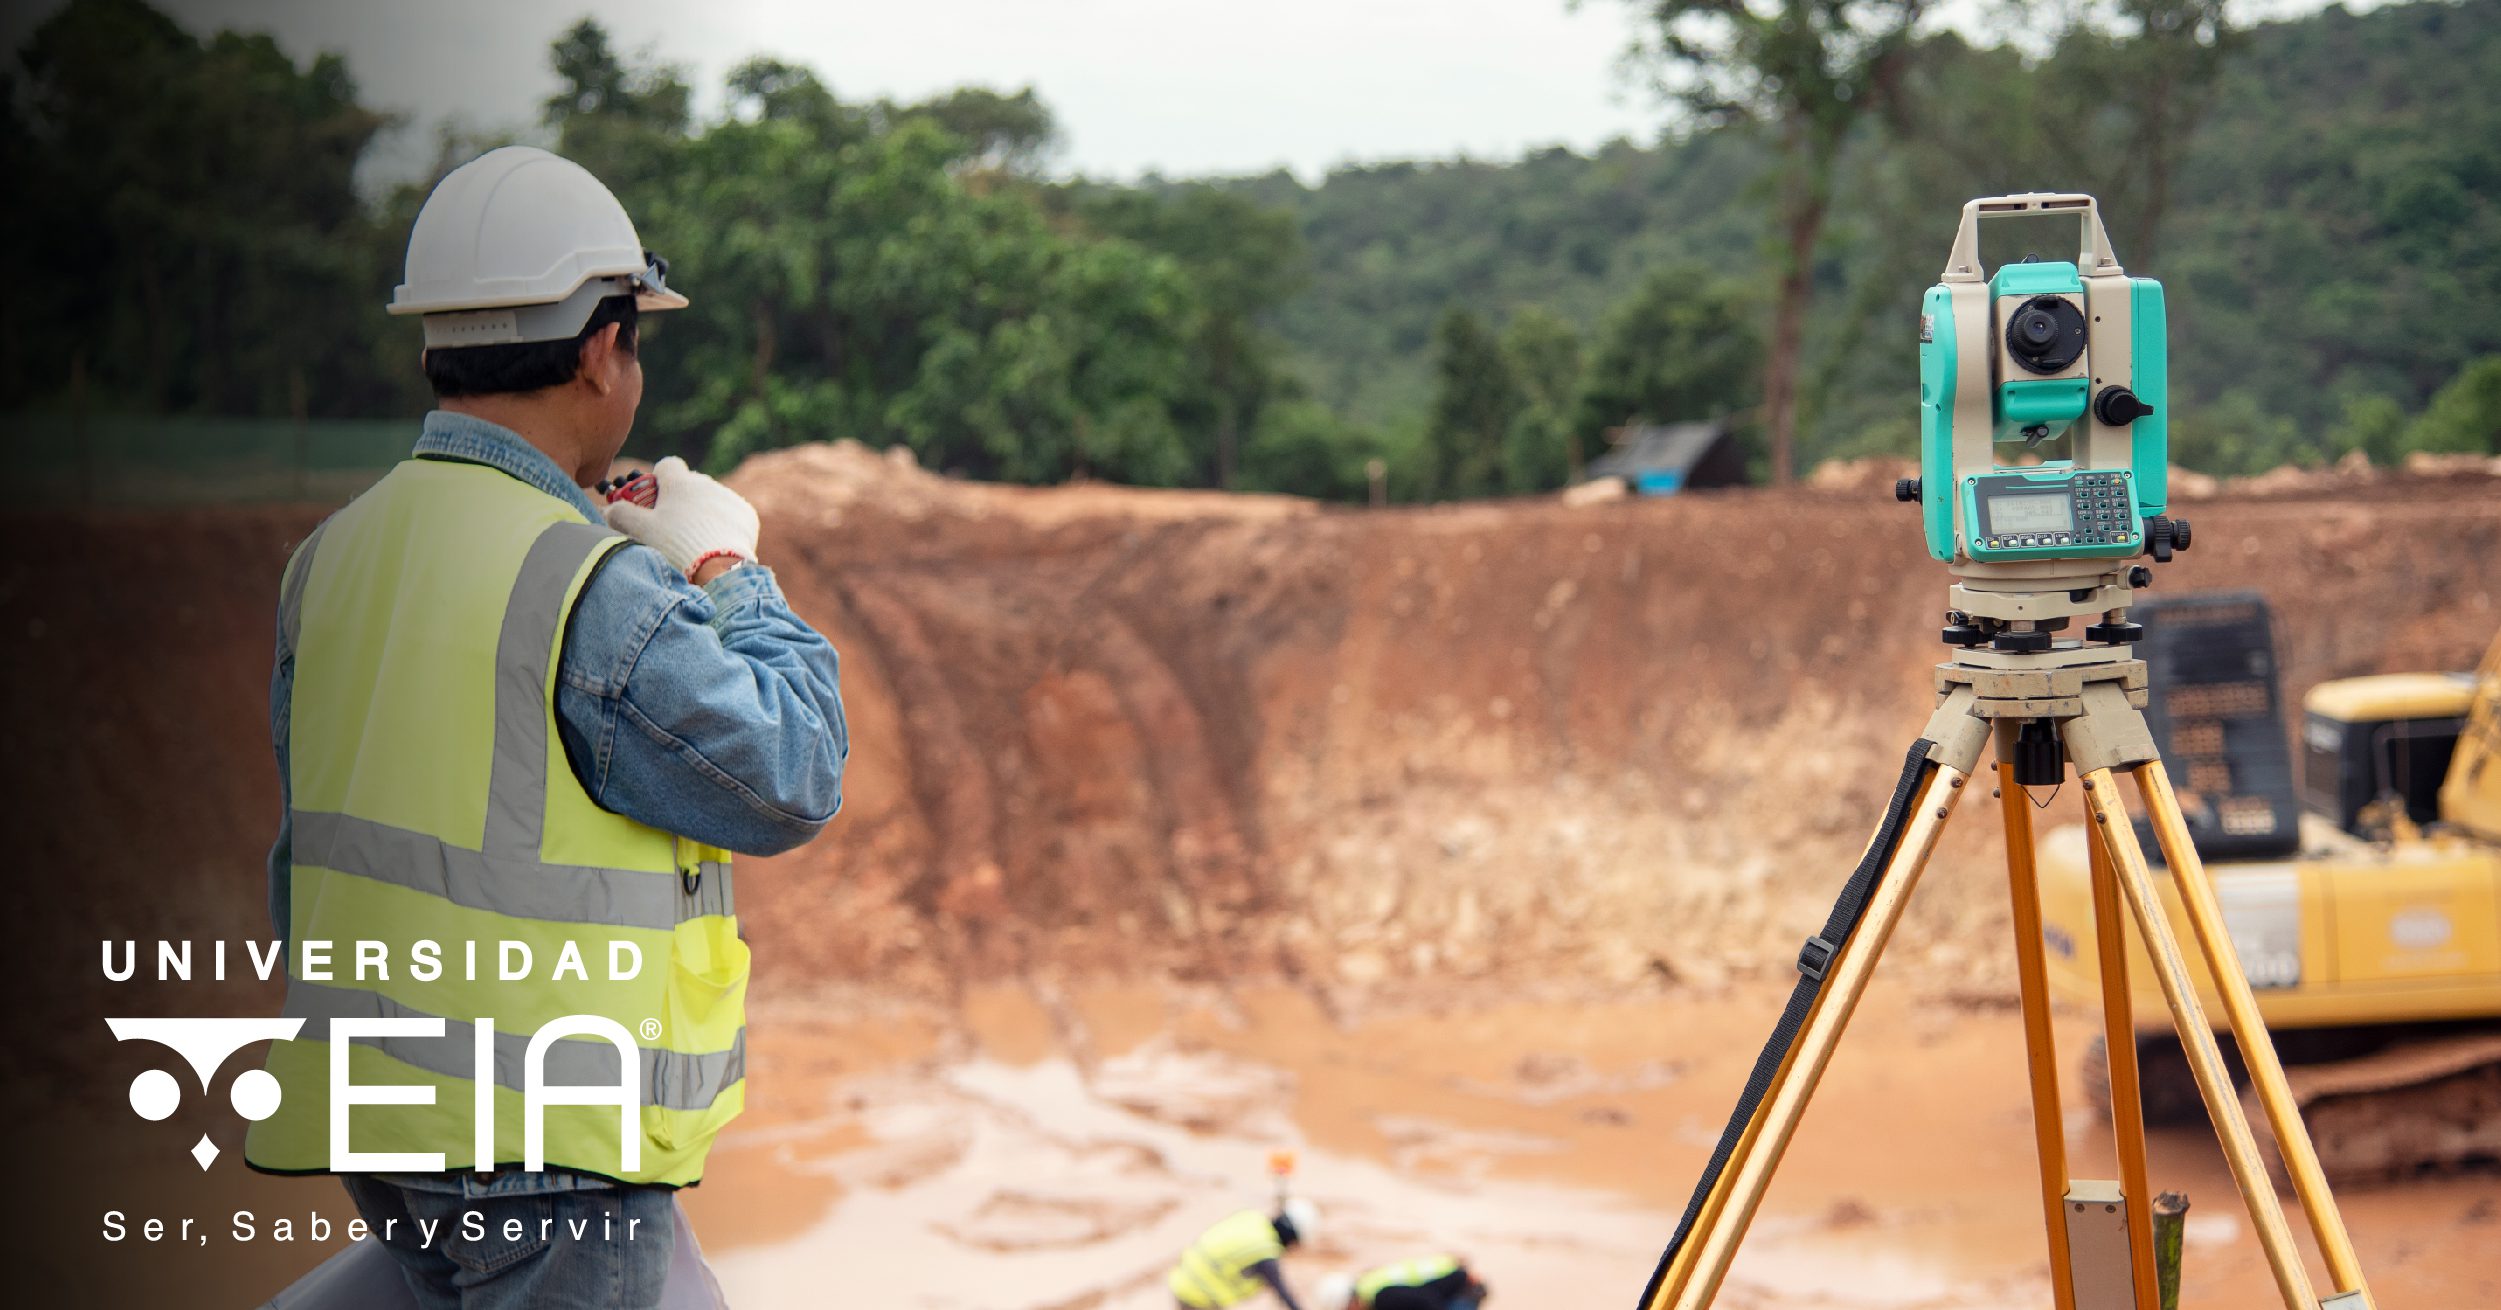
[392, 267, 688, 318]
[415, 271, 686, 349]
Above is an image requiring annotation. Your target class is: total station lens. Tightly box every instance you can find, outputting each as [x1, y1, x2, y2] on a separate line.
[2003, 294, 2086, 374]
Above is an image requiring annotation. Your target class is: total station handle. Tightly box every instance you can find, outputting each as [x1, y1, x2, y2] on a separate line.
[1940, 193, 2122, 284]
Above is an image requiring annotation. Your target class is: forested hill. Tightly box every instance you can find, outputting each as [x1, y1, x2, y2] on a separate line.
[7, 0, 2494, 501]
[1224, 0, 2501, 475]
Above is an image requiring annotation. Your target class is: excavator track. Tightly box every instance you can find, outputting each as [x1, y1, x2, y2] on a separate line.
[2245, 1031, 2501, 1187]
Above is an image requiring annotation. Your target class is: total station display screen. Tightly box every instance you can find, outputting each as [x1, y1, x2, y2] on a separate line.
[1986, 493, 2074, 534]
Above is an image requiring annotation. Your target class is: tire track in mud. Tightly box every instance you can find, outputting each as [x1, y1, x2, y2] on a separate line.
[1059, 601, 1255, 969]
[778, 515, 1278, 983]
[1063, 523, 1276, 972]
[825, 573, 1008, 952]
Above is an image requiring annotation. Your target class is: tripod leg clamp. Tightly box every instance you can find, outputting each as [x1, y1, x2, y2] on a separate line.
[1921, 684, 1990, 775]
[2063, 681, 2161, 773]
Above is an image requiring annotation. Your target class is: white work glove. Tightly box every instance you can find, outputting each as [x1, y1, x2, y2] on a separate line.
[601, 456, 762, 579]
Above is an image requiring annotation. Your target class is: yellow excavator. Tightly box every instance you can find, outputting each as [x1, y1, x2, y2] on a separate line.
[2036, 592, 2501, 1183]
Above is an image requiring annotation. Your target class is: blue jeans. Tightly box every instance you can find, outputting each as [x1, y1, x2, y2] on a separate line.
[340, 1170, 674, 1310]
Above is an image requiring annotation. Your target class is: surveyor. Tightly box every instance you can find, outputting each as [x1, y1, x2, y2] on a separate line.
[1313, 1254, 1487, 1310]
[1170, 1199, 1322, 1310]
[243, 145, 846, 1309]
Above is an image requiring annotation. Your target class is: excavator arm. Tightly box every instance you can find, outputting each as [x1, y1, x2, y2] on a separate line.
[2439, 631, 2501, 842]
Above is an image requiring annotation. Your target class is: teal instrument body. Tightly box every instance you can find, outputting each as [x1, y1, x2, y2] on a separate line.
[2125, 277, 2171, 498]
[1916, 194, 2170, 566]
[1918, 284, 1958, 558]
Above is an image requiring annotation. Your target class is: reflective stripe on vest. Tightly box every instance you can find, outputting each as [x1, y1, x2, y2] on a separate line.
[244, 459, 747, 1187]
[1356, 1254, 1462, 1299]
[1169, 1210, 1284, 1308]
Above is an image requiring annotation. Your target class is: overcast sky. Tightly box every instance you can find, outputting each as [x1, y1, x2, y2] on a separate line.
[5, 0, 2355, 184]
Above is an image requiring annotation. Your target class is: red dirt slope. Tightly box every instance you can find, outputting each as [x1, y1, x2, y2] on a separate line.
[10, 450, 2497, 1020]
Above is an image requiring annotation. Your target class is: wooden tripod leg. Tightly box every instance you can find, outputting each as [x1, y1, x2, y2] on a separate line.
[2133, 761, 2375, 1305]
[1649, 1011, 1793, 1307]
[2079, 770, 2320, 1309]
[1997, 765, 2080, 1310]
[2084, 806, 2162, 1310]
[1669, 765, 1972, 1310]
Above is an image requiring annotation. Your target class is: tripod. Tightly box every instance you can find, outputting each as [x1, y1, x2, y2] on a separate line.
[1637, 639, 2376, 1310]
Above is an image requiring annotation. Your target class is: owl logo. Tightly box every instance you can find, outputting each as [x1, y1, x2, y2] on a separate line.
[106, 1017, 307, 1169]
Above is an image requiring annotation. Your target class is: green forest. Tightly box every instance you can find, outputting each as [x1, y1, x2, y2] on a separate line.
[3, 0, 2497, 500]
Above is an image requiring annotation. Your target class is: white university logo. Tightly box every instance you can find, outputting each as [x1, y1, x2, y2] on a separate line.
[104, 939, 654, 1175]
[107, 1017, 307, 1170]
[106, 1012, 649, 1174]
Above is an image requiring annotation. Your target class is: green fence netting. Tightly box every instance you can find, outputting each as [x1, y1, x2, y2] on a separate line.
[2, 414, 413, 507]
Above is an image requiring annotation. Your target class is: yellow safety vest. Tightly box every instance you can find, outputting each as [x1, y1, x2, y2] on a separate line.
[243, 457, 747, 1186]
[1356, 1254, 1462, 1301]
[1169, 1209, 1285, 1308]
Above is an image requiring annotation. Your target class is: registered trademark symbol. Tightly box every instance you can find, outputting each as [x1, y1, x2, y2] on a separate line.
[639, 1018, 662, 1041]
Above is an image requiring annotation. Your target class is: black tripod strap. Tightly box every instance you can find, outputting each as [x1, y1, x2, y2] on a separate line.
[1635, 739, 1941, 1310]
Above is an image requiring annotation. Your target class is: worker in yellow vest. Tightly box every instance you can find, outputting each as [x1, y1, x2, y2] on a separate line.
[1169, 1198, 1322, 1309]
[1313, 1253, 1487, 1310]
[242, 145, 846, 1309]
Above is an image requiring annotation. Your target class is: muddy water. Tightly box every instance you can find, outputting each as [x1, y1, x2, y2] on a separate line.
[681, 985, 2499, 1308]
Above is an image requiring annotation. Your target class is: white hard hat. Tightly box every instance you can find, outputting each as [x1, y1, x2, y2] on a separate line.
[1314, 1273, 1356, 1310]
[390, 146, 688, 349]
[1280, 1197, 1321, 1247]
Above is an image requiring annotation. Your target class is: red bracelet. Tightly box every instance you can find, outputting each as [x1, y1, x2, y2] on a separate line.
[687, 549, 750, 581]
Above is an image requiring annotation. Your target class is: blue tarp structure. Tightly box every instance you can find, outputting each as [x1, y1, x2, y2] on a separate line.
[1581, 422, 1746, 496]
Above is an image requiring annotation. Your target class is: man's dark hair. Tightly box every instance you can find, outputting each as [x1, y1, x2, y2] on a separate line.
[423, 294, 639, 398]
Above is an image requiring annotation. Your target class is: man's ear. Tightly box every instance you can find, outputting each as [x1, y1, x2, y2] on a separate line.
[578, 323, 625, 396]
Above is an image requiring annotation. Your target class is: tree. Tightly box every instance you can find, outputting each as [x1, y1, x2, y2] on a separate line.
[544, 19, 690, 131]
[1239, 398, 1382, 500]
[1424, 308, 1521, 499]
[2404, 356, 2501, 456]
[2328, 393, 2407, 467]
[527, 24, 1212, 486]
[1574, 265, 1759, 447]
[2169, 388, 2301, 475]
[891, 87, 1057, 174]
[725, 58, 846, 133]
[1619, 0, 1929, 486]
[542, 18, 693, 203]
[8, 0, 395, 418]
[1071, 184, 1310, 486]
[650, 108, 1201, 482]
[2052, 2, 2235, 264]
[1501, 307, 1585, 491]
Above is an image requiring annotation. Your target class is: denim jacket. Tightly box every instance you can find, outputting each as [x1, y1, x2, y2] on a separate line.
[267, 411, 848, 938]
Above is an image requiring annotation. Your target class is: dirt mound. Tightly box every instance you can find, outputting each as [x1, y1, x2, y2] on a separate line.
[735, 440, 1313, 541]
[2223, 449, 2501, 498]
[1803, 456, 1916, 494]
[12, 453, 2499, 1020]
[711, 451, 2501, 996]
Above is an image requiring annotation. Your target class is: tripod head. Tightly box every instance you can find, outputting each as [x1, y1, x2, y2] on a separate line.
[1895, 194, 2195, 653]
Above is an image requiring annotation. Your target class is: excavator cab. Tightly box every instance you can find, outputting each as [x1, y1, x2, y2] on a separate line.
[2301, 674, 2479, 841]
